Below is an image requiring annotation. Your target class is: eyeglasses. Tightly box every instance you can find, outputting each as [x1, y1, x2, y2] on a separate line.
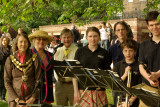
[116, 29, 126, 32]
[36, 38, 47, 41]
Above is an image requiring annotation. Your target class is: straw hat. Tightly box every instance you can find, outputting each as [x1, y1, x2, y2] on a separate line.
[28, 30, 53, 43]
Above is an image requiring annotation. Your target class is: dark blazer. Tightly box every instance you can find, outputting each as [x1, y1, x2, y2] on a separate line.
[31, 48, 54, 103]
[0, 45, 11, 87]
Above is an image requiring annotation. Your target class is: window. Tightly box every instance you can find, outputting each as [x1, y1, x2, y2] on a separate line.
[128, 0, 133, 2]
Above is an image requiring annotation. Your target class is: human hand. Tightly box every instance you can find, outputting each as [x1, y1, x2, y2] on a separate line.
[149, 79, 159, 87]
[18, 100, 26, 107]
[26, 97, 35, 107]
[124, 66, 131, 76]
[74, 90, 81, 105]
[148, 71, 160, 81]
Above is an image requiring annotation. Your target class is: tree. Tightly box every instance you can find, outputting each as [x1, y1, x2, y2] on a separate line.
[0, 0, 124, 33]
[143, 0, 160, 20]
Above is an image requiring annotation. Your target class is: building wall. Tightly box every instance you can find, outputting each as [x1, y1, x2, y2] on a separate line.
[39, 18, 150, 43]
[123, 0, 147, 18]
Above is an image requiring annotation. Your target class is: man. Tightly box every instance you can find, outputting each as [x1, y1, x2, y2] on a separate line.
[108, 21, 138, 107]
[139, 11, 160, 107]
[54, 28, 78, 106]
[108, 21, 137, 66]
[99, 21, 109, 50]
[71, 25, 81, 44]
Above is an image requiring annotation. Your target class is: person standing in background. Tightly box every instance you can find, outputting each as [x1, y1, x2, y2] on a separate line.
[99, 21, 109, 50]
[0, 36, 11, 102]
[71, 25, 81, 45]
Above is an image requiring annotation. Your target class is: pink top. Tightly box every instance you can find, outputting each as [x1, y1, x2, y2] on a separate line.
[18, 52, 26, 63]
[42, 56, 48, 69]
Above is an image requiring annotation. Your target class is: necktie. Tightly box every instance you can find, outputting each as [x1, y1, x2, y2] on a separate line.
[64, 48, 70, 57]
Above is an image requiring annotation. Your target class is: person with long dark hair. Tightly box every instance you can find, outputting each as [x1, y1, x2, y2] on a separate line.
[0, 36, 11, 102]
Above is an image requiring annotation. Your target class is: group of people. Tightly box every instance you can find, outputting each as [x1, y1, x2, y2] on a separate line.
[0, 10, 160, 107]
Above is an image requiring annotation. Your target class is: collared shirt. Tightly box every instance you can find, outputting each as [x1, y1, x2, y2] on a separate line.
[108, 40, 139, 66]
[114, 59, 142, 86]
[75, 45, 111, 70]
[18, 52, 26, 63]
[108, 41, 123, 65]
[54, 43, 78, 61]
[54, 43, 78, 82]
[99, 28, 109, 40]
[139, 38, 160, 85]
[74, 45, 111, 90]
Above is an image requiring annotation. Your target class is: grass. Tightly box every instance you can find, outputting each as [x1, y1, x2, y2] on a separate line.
[1, 89, 114, 106]
[106, 89, 114, 105]
[0, 101, 8, 107]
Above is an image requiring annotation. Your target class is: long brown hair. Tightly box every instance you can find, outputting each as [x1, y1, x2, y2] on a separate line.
[12, 33, 31, 53]
[0, 36, 10, 46]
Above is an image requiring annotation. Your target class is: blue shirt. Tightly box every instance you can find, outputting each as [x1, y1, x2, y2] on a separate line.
[108, 41, 124, 66]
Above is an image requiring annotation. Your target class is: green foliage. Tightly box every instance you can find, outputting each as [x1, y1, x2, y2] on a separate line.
[143, 0, 160, 20]
[0, 0, 124, 32]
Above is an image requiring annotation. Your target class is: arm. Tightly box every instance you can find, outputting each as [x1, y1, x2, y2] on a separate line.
[148, 70, 160, 81]
[72, 78, 80, 104]
[26, 56, 42, 104]
[4, 57, 19, 101]
[139, 64, 159, 87]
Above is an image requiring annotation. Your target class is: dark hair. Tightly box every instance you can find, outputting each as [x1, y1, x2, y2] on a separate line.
[0, 36, 10, 46]
[101, 21, 106, 25]
[114, 21, 133, 39]
[145, 11, 159, 25]
[12, 33, 31, 53]
[60, 28, 74, 37]
[121, 39, 138, 51]
[86, 27, 100, 37]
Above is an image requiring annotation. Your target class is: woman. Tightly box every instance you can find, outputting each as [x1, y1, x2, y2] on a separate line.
[74, 27, 111, 107]
[0, 36, 11, 102]
[28, 30, 54, 105]
[4, 33, 41, 107]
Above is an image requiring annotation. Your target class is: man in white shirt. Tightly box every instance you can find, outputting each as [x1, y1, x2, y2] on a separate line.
[99, 21, 109, 50]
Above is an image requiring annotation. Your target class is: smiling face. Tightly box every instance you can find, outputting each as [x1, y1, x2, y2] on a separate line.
[147, 20, 160, 37]
[2, 37, 8, 47]
[17, 36, 29, 54]
[87, 31, 100, 47]
[61, 32, 73, 48]
[33, 37, 48, 50]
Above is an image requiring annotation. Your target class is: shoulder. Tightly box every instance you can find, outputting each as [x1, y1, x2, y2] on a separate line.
[140, 39, 150, 46]
[76, 46, 86, 52]
[109, 44, 118, 50]
[98, 46, 108, 54]
[70, 44, 78, 50]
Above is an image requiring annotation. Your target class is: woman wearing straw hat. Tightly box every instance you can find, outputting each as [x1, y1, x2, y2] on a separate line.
[4, 33, 41, 107]
[28, 30, 54, 106]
